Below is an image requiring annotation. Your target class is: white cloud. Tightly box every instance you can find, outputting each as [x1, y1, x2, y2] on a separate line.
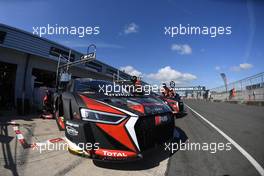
[124, 22, 139, 34]
[230, 63, 253, 72]
[120, 66, 142, 76]
[146, 66, 197, 84]
[240, 63, 253, 69]
[215, 66, 221, 71]
[171, 44, 192, 55]
[120, 66, 197, 85]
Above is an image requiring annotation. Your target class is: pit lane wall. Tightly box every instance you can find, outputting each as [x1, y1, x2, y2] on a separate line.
[210, 72, 264, 106]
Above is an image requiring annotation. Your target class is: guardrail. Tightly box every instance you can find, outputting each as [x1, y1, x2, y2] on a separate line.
[210, 72, 264, 101]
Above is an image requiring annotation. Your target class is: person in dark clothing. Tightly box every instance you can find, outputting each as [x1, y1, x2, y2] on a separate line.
[42, 89, 53, 117]
[162, 83, 170, 97]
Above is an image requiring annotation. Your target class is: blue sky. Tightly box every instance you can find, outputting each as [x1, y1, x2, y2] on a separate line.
[0, 0, 263, 88]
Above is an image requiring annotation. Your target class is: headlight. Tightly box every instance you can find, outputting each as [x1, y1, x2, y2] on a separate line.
[80, 108, 127, 124]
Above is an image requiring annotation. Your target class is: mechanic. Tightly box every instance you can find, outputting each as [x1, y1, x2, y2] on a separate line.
[162, 83, 170, 97]
[168, 89, 175, 98]
[204, 90, 211, 101]
[42, 89, 53, 118]
[229, 88, 236, 100]
[131, 76, 144, 95]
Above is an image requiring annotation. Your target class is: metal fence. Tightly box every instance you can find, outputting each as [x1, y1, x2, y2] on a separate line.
[210, 72, 264, 101]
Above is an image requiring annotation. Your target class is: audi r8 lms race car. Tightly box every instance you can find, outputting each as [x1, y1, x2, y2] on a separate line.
[114, 76, 186, 117]
[53, 79, 175, 161]
[149, 91, 186, 118]
[1, 1, 264, 176]
[161, 97, 186, 117]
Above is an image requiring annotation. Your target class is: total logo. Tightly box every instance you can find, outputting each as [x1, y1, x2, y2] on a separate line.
[102, 150, 128, 157]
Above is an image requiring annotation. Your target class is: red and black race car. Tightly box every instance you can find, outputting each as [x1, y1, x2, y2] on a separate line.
[150, 92, 186, 118]
[53, 79, 175, 161]
[161, 96, 186, 118]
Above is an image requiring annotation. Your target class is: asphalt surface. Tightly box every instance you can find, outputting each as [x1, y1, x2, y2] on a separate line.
[0, 100, 264, 176]
[167, 100, 264, 176]
[0, 116, 170, 176]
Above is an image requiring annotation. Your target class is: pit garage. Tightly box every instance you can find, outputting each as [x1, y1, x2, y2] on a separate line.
[0, 61, 17, 111]
[0, 24, 131, 115]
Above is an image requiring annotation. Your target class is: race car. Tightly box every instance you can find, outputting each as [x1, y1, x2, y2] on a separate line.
[161, 96, 186, 118]
[150, 92, 186, 118]
[53, 79, 175, 161]
[114, 77, 185, 117]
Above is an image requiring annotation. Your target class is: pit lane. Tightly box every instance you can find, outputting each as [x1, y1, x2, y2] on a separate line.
[1, 100, 264, 176]
[0, 117, 170, 176]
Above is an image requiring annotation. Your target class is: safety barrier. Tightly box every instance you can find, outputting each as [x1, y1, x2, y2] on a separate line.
[210, 72, 264, 101]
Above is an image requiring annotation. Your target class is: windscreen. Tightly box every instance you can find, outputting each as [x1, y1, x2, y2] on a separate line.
[74, 80, 130, 95]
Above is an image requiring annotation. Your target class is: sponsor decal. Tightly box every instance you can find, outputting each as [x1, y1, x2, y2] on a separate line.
[95, 149, 137, 158]
[66, 121, 79, 127]
[66, 126, 79, 136]
[153, 107, 163, 112]
[103, 150, 127, 157]
[155, 115, 169, 126]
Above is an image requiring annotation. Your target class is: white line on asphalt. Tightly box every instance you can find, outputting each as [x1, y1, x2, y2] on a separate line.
[185, 104, 264, 176]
